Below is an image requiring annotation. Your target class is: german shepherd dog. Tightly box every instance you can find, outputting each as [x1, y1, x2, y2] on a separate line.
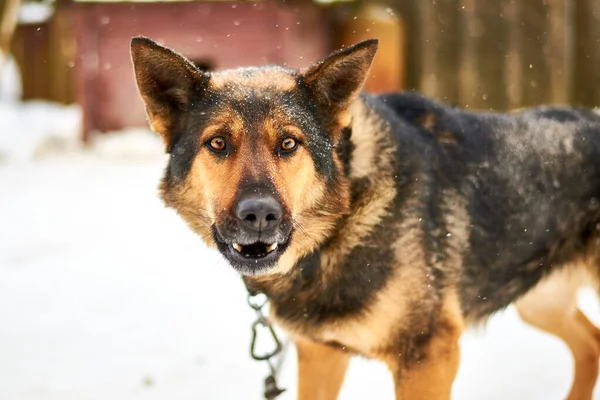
[131, 37, 600, 399]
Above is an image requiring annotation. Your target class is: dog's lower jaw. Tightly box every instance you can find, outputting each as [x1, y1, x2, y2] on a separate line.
[220, 247, 283, 276]
[232, 261, 278, 276]
[230, 245, 301, 276]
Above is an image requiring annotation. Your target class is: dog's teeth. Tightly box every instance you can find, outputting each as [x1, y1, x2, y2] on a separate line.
[266, 243, 278, 252]
[233, 243, 242, 252]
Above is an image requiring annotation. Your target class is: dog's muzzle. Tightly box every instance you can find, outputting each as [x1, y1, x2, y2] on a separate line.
[213, 194, 292, 274]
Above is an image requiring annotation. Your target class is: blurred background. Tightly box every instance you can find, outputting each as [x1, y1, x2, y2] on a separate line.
[3, 0, 600, 141]
[1, 0, 600, 399]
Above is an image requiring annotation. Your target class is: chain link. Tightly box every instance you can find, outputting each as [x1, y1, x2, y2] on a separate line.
[247, 292, 287, 400]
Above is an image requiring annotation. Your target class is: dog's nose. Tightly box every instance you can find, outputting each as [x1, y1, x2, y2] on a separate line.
[235, 196, 283, 231]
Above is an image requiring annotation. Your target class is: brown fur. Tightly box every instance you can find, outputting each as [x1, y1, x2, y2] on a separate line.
[386, 294, 463, 400]
[210, 68, 297, 91]
[295, 338, 351, 400]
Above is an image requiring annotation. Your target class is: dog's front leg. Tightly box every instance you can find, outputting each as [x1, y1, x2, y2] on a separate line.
[386, 324, 462, 400]
[296, 338, 350, 400]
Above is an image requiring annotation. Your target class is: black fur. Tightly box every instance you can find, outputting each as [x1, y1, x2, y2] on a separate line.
[382, 92, 600, 320]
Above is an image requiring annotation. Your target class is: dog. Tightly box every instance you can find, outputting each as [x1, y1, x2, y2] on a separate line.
[130, 37, 600, 399]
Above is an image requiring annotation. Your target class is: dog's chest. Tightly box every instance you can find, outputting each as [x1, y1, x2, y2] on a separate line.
[267, 274, 420, 358]
[270, 302, 396, 357]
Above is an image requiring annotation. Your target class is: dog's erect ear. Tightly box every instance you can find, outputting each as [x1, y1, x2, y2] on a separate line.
[301, 39, 378, 111]
[130, 37, 208, 151]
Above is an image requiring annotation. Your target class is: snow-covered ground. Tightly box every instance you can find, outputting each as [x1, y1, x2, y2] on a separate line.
[1, 97, 600, 400]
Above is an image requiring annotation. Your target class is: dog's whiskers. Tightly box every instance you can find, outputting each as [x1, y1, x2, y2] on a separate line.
[292, 219, 322, 248]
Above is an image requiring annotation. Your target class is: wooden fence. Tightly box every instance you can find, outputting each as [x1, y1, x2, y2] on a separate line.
[390, 0, 600, 110]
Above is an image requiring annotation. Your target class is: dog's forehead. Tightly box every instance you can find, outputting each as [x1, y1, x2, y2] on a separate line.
[209, 66, 298, 92]
[203, 66, 311, 127]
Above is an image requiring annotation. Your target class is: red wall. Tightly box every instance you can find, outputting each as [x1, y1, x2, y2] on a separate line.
[73, 1, 332, 139]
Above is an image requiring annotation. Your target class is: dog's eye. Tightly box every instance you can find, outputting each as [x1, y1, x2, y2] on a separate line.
[208, 137, 226, 152]
[280, 138, 297, 153]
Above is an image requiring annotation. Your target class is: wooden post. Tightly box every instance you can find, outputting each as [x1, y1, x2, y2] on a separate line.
[519, 0, 570, 107]
[389, 0, 419, 92]
[458, 0, 508, 110]
[573, 0, 600, 107]
[546, 0, 573, 104]
[418, 0, 460, 105]
[503, 0, 523, 109]
[0, 0, 22, 80]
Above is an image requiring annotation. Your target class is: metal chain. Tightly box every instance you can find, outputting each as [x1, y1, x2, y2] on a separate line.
[247, 292, 287, 400]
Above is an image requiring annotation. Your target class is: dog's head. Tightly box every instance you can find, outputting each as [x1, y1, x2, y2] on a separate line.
[130, 38, 377, 275]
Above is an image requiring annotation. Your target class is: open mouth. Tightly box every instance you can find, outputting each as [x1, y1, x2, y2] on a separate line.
[231, 241, 279, 259]
[211, 225, 293, 274]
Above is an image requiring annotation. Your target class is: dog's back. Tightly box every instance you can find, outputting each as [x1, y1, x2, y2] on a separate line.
[379, 91, 600, 321]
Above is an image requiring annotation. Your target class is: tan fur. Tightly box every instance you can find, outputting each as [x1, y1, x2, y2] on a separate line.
[145, 104, 170, 142]
[160, 178, 215, 246]
[295, 338, 351, 400]
[275, 238, 426, 357]
[346, 100, 380, 178]
[314, 257, 430, 355]
[300, 198, 429, 354]
[436, 129, 458, 144]
[516, 266, 600, 400]
[281, 288, 464, 400]
[419, 112, 437, 131]
[318, 100, 397, 273]
[385, 291, 463, 400]
[437, 190, 471, 287]
[418, 112, 458, 143]
[388, 329, 460, 400]
[270, 162, 331, 275]
[210, 68, 297, 91]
